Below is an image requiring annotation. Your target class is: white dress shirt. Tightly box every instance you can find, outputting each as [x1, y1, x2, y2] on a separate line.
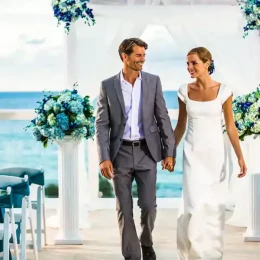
[120, 71, 144, 141]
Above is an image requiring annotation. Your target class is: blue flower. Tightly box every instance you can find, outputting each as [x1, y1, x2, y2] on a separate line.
[69, 100, 83, 114]
[240, 0, 260, 37]
[56, 113, 69, 131]
[40, 127, 52, 138]
[52, 127, 65, 139]
[53, 103, 63, 114]
[26, 85, 95, 147]
[52, 0, 95, 33]
[71, 93, 83, 102]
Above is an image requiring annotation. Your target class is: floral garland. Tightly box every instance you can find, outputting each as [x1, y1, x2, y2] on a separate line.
[52, 0, 95, 33]
[227, 86, 260, 141]
[25, 84, 95, 148]
[239, 0, 260, 37]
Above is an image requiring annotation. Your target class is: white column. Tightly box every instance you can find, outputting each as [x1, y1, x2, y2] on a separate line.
[54, 136, 82, 245]
[244, 137, 260, 241]
[77, 140, 91, 228]
[87, 139, 100, 209]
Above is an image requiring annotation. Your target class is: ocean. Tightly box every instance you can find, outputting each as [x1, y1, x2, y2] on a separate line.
[0, 91, 183, 198]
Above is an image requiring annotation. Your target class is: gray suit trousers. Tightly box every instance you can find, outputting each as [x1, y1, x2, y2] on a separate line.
[113, 142, 157, 260]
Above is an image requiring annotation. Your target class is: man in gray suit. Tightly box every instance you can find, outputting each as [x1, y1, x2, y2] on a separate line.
[95, 38, 176, 260]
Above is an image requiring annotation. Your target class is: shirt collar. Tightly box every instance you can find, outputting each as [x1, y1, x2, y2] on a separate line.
[120, 70, 142, 84]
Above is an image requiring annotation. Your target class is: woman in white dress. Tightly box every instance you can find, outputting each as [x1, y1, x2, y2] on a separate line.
[174, 47, 247, 259]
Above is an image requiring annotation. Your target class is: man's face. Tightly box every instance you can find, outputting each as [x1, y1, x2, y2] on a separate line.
[123, 45, 146, 71]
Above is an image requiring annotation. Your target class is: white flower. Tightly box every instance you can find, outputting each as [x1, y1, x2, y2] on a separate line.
[47, 113, 56, 126]
[234, 112, 242, 121]
[44, 99, 56, 111]
[244, 112, 257, 124]
[251, 121, 260, 134]
[248, 94, 256, 103]
[76, 113, 89, 125]
[58, 93, 71, 103]
[249, 102, 260, 113]
[236, 95, 247, 103]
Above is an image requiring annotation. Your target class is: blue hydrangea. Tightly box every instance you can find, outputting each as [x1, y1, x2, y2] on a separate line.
[52, 127, 65, 139]
[40, 127, 53, 138]
[71, 94, 84, 102]
[25, 86, 95, 147]
[69, 100, 83, 114]
[56, 112, 69, 131]
[53, 103, 63, 114]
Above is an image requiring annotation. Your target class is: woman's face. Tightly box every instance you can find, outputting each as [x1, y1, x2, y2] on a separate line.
[186, 53, 210, 78]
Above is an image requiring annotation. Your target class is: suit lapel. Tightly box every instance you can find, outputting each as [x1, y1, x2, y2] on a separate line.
[141, 72, 149, 119]
[114, 73, 126, 118]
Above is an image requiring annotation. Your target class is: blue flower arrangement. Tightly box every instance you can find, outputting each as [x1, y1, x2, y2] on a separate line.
[52, 0, 95, 33]
[239, 0, 260, 37]
[224, 87, 260, 141]
[25, 83, 95, 148]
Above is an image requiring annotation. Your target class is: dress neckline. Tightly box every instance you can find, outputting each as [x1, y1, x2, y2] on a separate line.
[186, 83, 222, 103]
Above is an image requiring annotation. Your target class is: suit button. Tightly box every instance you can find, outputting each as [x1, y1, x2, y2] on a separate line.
[123, 123, 126, 126]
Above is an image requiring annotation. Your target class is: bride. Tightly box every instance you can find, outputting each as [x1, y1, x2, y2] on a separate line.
[173, 47, 247, 259]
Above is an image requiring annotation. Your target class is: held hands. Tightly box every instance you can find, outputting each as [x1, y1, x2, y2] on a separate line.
[237, 158, 247, 178]
[100, 160, 114, 180]
[162, 156, 176, 172]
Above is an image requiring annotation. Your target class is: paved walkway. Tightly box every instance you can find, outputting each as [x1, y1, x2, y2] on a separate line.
[25, 209, 260, 260]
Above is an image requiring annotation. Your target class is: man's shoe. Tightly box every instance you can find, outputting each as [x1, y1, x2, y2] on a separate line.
[141, 246, 156, 260]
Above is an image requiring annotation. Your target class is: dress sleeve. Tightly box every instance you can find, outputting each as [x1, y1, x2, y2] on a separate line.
[221, 84, 233, 105]
[178, 84, 187, 104]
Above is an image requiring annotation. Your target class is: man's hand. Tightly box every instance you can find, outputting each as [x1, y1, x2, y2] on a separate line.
[100, 160, 114, 180]
[161, 157, 176, 172]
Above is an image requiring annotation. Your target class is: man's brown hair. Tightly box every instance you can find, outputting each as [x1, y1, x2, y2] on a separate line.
[118, 38, 148, 61]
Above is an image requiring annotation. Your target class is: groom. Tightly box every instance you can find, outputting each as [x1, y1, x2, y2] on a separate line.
[95, 38, 176, 260]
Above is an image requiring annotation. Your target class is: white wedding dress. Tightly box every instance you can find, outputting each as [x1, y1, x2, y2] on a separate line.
[176, 83, 232, 260]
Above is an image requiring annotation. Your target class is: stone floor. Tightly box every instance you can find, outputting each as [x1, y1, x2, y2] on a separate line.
[24, 209, 260, 260]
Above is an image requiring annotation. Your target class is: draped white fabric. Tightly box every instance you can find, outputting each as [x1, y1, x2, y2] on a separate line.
[75, 5, 260, 99]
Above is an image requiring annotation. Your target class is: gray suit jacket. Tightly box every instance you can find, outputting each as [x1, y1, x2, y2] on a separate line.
[95, 71, 176, 164]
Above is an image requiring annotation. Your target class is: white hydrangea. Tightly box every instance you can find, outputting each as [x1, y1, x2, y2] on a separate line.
[236, 95, 247, 103]
[244, 112, 257, 124]
[234, 112, 242, 121]
[58, 93, 71, 103]
[249, 102, 260, 113]
[251, 121, 260, 134]
[44, 99, 56, 111]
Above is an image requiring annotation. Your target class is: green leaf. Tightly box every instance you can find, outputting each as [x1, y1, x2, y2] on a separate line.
[255, 92, 260, 99]
[43, 137, 48, 148]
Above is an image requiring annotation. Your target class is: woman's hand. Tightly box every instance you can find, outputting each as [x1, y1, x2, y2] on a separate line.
[238, 158, 247, 178]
